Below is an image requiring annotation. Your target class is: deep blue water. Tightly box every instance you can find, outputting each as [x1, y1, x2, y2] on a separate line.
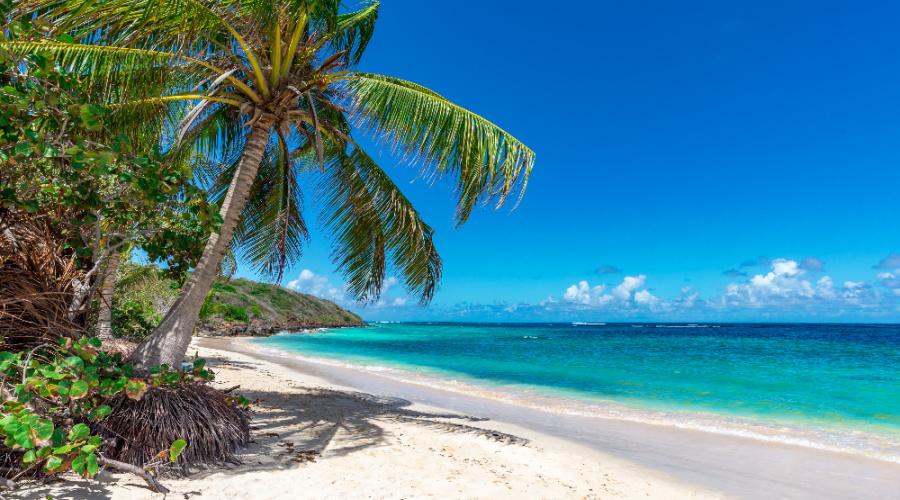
[252, 322, 900, 461]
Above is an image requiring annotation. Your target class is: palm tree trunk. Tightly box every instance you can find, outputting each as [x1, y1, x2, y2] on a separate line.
[95, 250, 120, 343]
[127, 121, 273, 374]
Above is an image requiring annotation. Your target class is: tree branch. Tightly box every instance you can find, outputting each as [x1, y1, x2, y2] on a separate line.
[97, 457, 170, 494]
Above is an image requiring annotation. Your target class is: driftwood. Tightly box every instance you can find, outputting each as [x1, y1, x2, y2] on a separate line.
[98, 456, 169, 494]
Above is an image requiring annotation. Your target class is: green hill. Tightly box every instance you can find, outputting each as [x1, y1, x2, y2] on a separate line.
[112, 264, 364, 339]
[199, 278, 363, 326]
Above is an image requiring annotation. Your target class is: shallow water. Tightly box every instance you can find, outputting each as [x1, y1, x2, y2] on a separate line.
[251, 322, 900, 463]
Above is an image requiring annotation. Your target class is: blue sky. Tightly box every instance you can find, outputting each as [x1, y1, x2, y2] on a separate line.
[237, 0, 900, 322]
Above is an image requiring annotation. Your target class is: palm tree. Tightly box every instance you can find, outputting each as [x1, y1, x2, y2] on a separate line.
[22, 0, 535, 372]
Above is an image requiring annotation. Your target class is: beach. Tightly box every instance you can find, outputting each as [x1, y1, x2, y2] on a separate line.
[11, 337, 728, 500]
[11, 335, 900, 499]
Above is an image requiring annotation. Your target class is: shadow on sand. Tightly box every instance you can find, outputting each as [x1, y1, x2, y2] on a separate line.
[7, 353, 526, 499]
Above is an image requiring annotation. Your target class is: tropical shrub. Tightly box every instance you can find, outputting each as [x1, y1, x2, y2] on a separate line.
[0, 335, 197, 492]
[111, 301, 159, 340]
[111, 262, 179, 340]
[0, 17, 222, 347]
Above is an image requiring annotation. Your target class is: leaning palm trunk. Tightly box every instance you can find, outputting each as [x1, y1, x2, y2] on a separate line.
[34, 0, 534, 373]
[127, 122, 273, 373]
[95, 249, 120, 342]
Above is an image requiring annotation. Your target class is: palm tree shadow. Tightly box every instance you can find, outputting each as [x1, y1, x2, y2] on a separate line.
[7, 357, 527, 498]
[189, 380, 526, 479]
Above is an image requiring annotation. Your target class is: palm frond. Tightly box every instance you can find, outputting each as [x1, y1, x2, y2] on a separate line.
[318, 146, 441, 304]
[317, 1, 378, 66]
[342, 72, 535, 225]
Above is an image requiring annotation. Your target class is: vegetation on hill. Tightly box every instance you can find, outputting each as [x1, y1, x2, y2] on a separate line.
[113, 262, 362, 339]
[200, 279, 363, 326]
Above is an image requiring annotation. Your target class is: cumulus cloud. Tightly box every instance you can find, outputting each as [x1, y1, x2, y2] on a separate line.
[560, 275, 659, 312]
[723, 269, 747, 278]
[874, 253, 900, 270]
[563, 281, 608, 306]
[612, 275, 646, 301]
[799, 257, 825, 272]
[712, 258, 889, 312]
[287, 270, 345, 302]
[595, 266, 621, 275]
[544, 258, 896, 320]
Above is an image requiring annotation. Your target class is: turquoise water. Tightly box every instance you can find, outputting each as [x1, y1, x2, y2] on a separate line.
[252, 322, 900, 462]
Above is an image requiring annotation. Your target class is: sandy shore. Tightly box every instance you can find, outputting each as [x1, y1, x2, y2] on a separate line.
[10, 338, 728, 500]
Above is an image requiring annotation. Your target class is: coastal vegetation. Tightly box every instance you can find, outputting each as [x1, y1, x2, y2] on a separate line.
[113, 261, 363, 339]
[0, 0, 533, 494]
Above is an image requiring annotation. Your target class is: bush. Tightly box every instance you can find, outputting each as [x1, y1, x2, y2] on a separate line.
[251, 305, 262, 318]
[0, 336, 205, 492]
[222, 306, 248, 322]
[112, 301, 158, 339]
[211, 282, 237, 293]
[198, 295, 248, 323]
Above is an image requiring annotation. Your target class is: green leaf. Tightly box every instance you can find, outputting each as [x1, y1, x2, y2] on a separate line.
[14, 142, 34, 156]
[53, 444, 74, 454]
[14, 426, 34, 449]
[50, 428, 65, 448]
[85, 452, 98, 476]
[169, 439, 187, 462]
[44, 455, 63, 473]
[68, 423, 89, 441]
[69, 380, 89, 399]
[22, 450, 35, 464]
[72, 454, 85, 474]
[63, 356, 84, 369]
[80, 444, 96, 454]
[31, 418, 54, 440]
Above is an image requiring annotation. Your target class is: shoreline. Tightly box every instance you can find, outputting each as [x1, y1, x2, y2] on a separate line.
[11, 337, 727, 500]
[243, 333, 900, 464]
[220, 336, 900, 500]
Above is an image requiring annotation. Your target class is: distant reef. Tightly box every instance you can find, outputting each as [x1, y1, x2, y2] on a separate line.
[195, 277, 365, 337]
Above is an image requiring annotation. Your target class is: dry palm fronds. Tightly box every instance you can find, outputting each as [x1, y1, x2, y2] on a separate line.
[0, 221, 87, 351]
[97, 384, 250, 476]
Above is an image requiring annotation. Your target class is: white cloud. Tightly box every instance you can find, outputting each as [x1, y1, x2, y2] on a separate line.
[634, 289, 659, 305]
[544, 258, 898, 319]
[381, 277, 400, 294]
[561, 275, 655, 311]
[563, 281, 608, 306]
[612, 275, 646, 301]
[722, 258, 818, 307]
[816, 276, 836, 299]
[287, 269, 345, 302]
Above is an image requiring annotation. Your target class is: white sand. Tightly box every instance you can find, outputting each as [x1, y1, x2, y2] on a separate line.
[9, 338, 728, 500]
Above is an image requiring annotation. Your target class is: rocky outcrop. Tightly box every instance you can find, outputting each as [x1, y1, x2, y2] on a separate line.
[196, 319, 367, 337]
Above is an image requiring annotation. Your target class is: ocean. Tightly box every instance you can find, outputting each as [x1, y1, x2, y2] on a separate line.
[250, 322, 900, 463]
